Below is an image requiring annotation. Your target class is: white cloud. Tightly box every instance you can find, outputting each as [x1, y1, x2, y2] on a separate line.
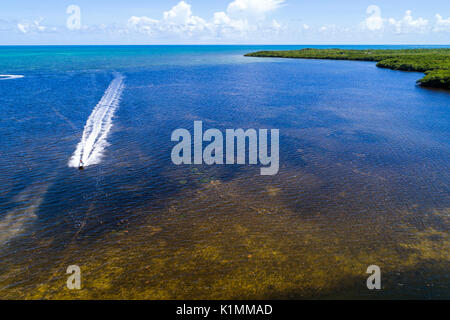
[388, 10, 428, 34]
[6, 1, 450, 44]
[213, 11, 249, 38]
[127, 0, 284, 40]
[319, 24, 339, 34]
[17, 18, 48, 34]
[162, 1, 209, 34]
[17, 23, 27, 33]
[127, 16, 159, 35]
[227, 0, 284, 17]
[212, 0, 284, 36]
[127, 1, 211, 37]
[363, 5, 384, 32]
[213, 11, 232, 26]
[434, 14, 450, 32]
[271, 19, 281, 31]
[163, 1, 192, 24]
[214, 11, 248, 31]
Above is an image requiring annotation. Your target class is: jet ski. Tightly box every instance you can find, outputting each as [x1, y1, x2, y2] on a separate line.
[79, 160, 84, 170]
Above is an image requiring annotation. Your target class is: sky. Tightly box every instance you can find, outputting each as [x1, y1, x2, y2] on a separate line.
[0, 0, 449, 45]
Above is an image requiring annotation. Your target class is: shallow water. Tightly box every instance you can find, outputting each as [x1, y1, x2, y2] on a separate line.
[0, 45, 448, 299]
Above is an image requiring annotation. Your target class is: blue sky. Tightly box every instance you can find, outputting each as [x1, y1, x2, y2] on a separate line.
[1, 0, 449, 44]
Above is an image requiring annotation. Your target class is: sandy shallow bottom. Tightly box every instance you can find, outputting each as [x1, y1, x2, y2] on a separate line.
[0, 166, 448, 300]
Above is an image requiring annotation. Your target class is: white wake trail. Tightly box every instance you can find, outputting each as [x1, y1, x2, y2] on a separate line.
[0, 74, 24, 80]
[69, 74, 125, 168]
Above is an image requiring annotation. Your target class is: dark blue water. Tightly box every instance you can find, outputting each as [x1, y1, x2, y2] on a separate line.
[0, 46, 448, 299]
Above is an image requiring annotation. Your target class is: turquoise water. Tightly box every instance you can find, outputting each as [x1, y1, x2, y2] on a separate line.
[2, 45, 450, 73]
[0, 45, 448, 299]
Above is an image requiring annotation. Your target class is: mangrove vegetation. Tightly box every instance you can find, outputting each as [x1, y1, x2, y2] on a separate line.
[245, 48, 450, 90]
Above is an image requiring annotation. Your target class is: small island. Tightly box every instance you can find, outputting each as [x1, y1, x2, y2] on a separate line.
[245, 48, 450, 90]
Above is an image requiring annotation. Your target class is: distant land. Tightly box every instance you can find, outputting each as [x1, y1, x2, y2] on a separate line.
[245, 48, 450, 90]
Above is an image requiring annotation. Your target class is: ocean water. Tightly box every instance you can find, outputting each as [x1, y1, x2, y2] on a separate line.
[0, 45, 448, 299]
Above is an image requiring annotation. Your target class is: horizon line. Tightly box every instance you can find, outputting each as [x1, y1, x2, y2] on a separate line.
[1, 43, 450, 46]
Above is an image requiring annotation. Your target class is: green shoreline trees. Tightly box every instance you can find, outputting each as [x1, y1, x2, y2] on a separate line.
[245, 48, 450, 90]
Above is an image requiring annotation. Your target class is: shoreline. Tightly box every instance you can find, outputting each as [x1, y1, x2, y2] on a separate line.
[245, 48, 450, 90]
